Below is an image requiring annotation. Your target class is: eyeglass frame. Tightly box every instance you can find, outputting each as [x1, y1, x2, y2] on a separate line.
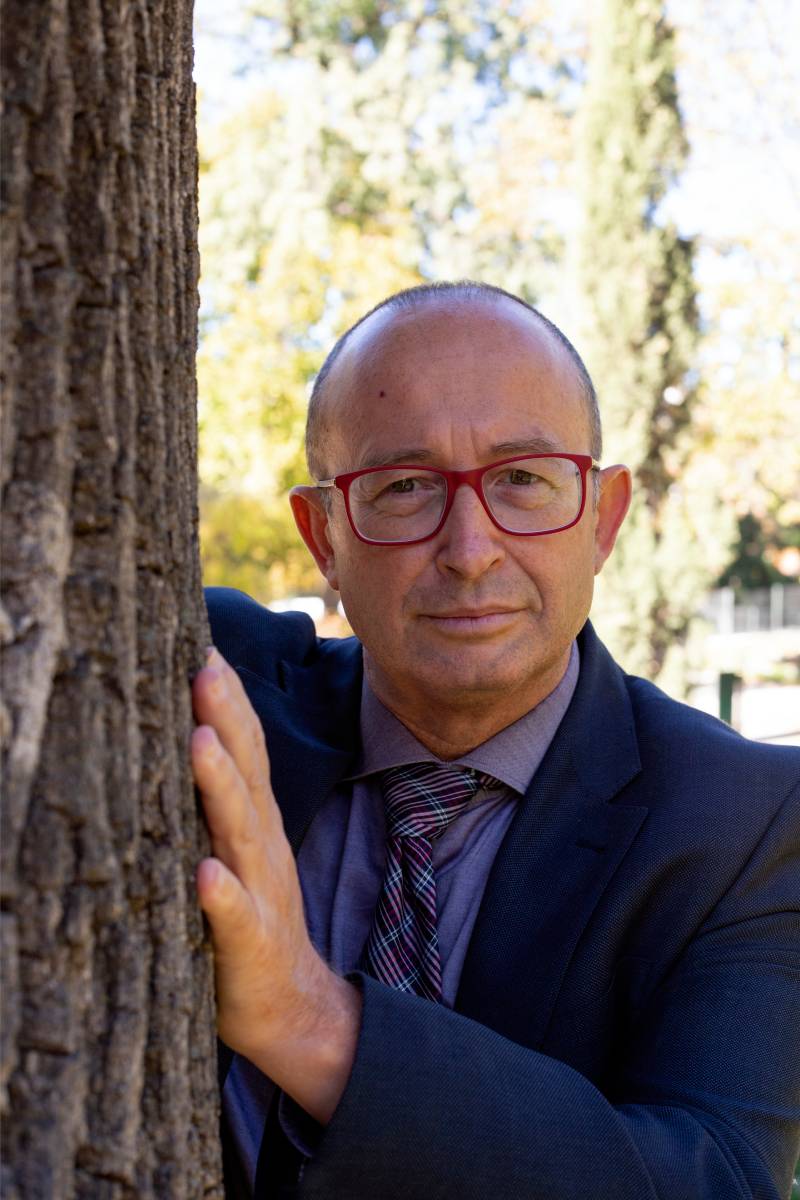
[315, 453, 602, 546]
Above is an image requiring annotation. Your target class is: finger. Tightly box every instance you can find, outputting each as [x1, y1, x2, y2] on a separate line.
[192, 648, 273, 806]
[197, 856, 284, 1055]
[197, 856, 257, 953]
[192, 724, 273, 889]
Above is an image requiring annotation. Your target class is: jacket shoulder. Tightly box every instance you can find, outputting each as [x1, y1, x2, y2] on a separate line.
[624, 671, 800, 797]
[204, 586, 344, 685]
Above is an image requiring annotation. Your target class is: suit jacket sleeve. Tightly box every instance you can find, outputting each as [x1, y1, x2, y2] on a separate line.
[298, 778, 800, 1200]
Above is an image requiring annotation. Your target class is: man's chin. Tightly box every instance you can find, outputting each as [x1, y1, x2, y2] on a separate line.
[408, 645, 537, 702]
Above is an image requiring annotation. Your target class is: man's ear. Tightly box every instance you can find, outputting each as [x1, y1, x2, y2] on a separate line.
[290, 485, 340, 591]
[593, 464, 632, 575]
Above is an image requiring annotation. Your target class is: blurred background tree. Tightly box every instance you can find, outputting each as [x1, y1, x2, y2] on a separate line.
[576, 0, 735, 691]
[194, 0, 799, 695]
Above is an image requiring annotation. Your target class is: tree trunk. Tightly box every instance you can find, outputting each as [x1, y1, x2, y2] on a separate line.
[1, 2, 223, 1196]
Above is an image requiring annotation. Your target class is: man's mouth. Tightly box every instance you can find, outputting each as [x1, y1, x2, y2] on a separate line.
[426, 607, 518, 618]
[421, 607, 523, 634]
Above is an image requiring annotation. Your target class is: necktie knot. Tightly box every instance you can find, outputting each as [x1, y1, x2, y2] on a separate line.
[381, 762, 497, 842]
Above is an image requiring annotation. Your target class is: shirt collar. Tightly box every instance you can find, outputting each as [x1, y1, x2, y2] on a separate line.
[348, 642, 579, 795]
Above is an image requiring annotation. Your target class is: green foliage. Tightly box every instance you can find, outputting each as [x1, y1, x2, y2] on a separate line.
[719, 515, 800, 593]
[199, 487, 321, 601]
[577, 0, 736, 687]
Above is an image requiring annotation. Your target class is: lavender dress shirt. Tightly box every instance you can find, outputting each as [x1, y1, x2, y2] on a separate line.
[224, 643, 579, 1190]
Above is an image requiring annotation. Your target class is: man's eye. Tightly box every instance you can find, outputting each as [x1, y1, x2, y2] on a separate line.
[507, 469, 537, 485]
[388, 477, 417, 493]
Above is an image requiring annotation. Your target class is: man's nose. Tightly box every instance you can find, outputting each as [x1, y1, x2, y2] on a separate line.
[434, 483, 505, 580]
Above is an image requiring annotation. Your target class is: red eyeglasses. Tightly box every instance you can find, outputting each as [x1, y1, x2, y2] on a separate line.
[315, 453, 600, 546]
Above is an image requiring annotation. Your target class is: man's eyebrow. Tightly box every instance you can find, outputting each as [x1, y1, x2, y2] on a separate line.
[358, 449, 439, 468]
[490, 436, 564, 455]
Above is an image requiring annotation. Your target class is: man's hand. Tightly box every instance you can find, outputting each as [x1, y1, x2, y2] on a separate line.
[191, 647, 362, 1125]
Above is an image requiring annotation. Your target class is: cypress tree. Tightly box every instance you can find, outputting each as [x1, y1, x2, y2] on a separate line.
[578, 0, 730, 685]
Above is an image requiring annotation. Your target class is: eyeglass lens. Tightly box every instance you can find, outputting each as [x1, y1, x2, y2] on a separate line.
[347, 457, 583, 542]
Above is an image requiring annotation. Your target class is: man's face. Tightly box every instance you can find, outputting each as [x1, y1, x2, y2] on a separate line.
[293, 297, 628, 728]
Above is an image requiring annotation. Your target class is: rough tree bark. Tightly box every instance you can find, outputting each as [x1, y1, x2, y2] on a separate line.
[1, 2, 223, 1196]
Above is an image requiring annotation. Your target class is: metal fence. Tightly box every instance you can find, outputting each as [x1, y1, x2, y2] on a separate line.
[702, 584, 800, 634]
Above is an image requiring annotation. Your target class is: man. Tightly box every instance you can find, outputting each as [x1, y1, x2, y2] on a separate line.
[192, 282, 800, 1199]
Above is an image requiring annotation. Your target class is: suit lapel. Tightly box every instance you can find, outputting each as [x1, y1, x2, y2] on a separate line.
[455, 624, 647, 1047]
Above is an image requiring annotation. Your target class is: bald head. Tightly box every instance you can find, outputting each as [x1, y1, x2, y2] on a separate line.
[306, 281, 601, 479]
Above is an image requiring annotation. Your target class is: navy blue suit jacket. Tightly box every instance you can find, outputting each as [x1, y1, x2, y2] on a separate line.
[207, 586, 800, 1200]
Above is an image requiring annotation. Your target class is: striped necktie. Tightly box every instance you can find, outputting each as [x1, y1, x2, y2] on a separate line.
[359, 762, 500, 1001]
